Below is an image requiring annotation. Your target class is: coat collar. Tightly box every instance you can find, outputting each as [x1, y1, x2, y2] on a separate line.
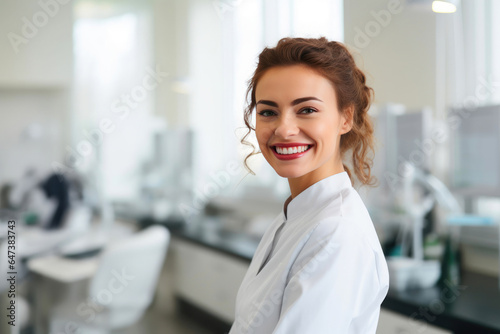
[282, 171, 352, 222]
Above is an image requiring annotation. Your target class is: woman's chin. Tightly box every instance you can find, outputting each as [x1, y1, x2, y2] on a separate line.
[272, 166, 307, 179]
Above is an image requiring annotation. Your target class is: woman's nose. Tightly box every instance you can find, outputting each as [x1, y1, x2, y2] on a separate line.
[274, 115, 299, 138]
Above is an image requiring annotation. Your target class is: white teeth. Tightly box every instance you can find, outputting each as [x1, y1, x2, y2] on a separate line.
[275, 145, 310, 155]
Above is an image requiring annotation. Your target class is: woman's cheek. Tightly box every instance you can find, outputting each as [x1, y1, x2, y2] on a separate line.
[255, 126, 270, 146]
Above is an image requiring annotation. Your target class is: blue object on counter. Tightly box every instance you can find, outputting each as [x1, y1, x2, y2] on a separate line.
[389, 245, 403, 257]
[447, 215, 495, 226]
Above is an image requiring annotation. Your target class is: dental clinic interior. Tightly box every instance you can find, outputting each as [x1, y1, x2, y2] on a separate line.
[1, 0, 500, 333]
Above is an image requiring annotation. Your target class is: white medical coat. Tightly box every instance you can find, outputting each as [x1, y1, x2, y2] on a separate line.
[229, 172, 389, 334]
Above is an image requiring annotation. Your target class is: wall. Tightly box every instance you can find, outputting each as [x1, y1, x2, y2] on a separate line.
[0, 90, 69, 184]
[0, 0, 73, 87]
[344, 0, 437, 110]
[0, 0, 73, 185]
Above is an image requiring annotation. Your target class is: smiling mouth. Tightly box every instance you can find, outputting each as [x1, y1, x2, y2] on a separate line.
[272, 145, 313, 155]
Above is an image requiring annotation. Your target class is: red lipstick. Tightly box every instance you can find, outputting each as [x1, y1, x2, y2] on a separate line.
[270, 143, 313, 160]
[273, 142, 312, 147]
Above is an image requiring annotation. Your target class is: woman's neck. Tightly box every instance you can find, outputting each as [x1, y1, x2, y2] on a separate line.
[287, 162, 345, 199]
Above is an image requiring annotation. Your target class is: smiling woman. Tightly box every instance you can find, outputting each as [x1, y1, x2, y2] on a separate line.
[231, 37, 389, 334]
[254, 64, 353, 197]
[242, 38, 376, 188]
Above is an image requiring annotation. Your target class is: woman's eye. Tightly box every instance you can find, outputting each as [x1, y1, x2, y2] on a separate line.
[258, 110, 276, 117]
[299, 108, 317, 114]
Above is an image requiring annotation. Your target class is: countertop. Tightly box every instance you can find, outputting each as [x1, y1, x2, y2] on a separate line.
[140, 216, 500, 334]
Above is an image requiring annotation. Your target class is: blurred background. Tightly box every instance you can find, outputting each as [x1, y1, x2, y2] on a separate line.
[1, 0, 500, 333]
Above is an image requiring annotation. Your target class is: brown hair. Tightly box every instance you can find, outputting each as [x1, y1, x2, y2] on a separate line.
[241, 37, 376, 186]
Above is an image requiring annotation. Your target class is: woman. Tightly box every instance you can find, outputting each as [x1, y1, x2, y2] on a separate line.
[229, 37, 389, 334]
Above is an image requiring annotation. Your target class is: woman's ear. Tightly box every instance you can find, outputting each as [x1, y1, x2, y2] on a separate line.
[340, 106, 354, 135]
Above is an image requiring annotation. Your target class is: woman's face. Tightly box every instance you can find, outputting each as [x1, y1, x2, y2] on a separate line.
[255, 64, 352, 180]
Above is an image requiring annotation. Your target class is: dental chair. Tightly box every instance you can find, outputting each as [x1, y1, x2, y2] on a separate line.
[48, 225, 170, 334]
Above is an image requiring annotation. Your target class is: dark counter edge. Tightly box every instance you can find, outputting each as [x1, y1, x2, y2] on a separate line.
[139, 218, 257, 262]
[171, 229, 255, 262]
[382, 294, 500, 334]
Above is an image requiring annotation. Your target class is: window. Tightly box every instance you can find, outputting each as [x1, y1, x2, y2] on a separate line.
[72, 1, 154, 202]
[449, 0, 500, 104]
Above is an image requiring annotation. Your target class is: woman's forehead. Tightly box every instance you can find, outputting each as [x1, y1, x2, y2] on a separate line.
[255, 65, 336, 102]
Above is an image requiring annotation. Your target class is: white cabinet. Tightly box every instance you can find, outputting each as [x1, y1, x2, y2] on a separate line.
[171, 238, 249, 323]
[377, 309, 452, 334]
[0, 0, 73, 88]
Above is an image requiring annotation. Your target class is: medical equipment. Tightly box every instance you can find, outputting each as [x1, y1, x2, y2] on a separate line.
[387, 162, 463, 290]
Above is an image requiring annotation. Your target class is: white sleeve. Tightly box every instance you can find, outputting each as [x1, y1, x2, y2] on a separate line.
[272, 223, 388, 334]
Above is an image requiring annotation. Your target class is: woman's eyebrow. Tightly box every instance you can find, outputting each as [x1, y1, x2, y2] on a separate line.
[291, 97, 323, 105]
[257, 97, 323, 107]
[257, 100, 278, 107]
